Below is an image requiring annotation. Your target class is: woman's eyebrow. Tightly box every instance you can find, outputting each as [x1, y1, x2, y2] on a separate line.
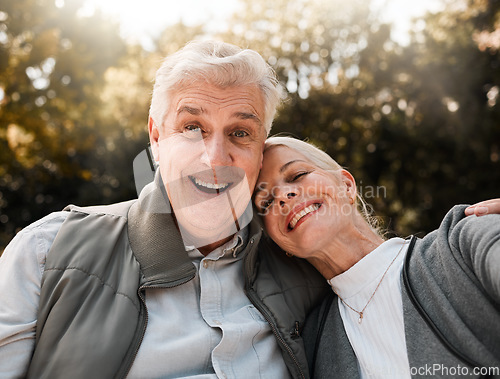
[279, 160, 307, 173]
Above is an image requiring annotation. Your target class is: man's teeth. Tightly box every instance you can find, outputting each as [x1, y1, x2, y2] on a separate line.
[193, 177, 229, 190]
[289, 204, 320, 229]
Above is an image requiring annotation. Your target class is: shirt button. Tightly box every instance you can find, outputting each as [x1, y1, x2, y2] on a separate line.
[250, 238, 254, 244]
[203, 261, 208, 269]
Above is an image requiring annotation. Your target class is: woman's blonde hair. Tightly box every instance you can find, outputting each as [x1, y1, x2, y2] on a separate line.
[264, 135, 382, 235]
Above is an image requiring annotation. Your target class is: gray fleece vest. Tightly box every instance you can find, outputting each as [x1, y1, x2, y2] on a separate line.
[27, 176, 329, 379]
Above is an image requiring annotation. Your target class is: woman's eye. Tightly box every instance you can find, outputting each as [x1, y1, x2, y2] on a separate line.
[291, 171, 310, 181]
[232, 130, 249, 138]
[261, 198, 274, 210]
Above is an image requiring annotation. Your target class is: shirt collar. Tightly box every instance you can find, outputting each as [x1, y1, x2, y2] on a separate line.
[187, 227, 249, 260]
[328, 237, 408, 299]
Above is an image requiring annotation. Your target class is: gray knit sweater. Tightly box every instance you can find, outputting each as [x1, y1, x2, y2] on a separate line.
[303, 205, 500, 378]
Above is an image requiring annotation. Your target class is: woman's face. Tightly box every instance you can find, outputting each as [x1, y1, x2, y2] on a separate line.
[254, 145, 356, 257]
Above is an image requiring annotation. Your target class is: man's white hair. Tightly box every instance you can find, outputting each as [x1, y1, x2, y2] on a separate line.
[150, 40, 283, 135]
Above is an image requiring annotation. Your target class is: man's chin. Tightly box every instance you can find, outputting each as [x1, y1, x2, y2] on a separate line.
[175, 211, 239, 248]
[174, 199, 252, 248]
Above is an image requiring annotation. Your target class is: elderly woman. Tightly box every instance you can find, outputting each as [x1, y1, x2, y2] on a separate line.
[253, 136, 500, 378]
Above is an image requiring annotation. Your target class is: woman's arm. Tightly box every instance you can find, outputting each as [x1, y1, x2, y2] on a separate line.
[451, 212, 500, 303]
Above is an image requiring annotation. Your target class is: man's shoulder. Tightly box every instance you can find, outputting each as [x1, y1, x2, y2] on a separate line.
[10, 199, 137, 240]
[25, 211, 69, 230]
[3, 211, 68, 261]
[63, 199, 137, 219]
[10, 211, 68, 244]
[42, 200, 140, 272]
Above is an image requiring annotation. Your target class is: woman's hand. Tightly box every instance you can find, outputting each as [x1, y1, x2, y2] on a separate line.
[465, 199, 500, 216]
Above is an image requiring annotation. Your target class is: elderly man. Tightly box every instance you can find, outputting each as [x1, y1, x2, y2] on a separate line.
[0, 40, 327, 378]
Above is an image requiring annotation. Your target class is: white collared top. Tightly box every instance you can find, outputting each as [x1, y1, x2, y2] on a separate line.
[328, 238, 411, 379]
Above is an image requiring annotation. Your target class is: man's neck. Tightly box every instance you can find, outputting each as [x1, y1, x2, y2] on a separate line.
[170, 211, 236, 256]
[198, 235, 235, 256]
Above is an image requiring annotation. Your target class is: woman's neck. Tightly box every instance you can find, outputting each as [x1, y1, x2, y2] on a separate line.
[307, 215, 384, 279]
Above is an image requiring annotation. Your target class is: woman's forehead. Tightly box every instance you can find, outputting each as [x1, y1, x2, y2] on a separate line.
[262, 145, 312, 168]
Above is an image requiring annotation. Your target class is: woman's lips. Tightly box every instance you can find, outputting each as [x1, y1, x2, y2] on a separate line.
[286, 201, 323, 231]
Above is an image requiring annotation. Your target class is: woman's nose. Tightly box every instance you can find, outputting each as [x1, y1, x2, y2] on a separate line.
[279, 192, 297, 207]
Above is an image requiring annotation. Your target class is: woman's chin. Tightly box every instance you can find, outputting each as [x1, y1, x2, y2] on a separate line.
[280, 228, 329, 258]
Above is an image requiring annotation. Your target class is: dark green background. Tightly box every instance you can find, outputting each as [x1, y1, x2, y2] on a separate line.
[1, 0, 499, 251]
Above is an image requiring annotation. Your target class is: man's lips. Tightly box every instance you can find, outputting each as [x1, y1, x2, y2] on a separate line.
[185, 166, 245, 195]
[286, 201, 322, 231]
[189, 175, 232, 194]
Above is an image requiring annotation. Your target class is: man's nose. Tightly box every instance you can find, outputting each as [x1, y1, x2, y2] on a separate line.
[200, 135, 232, 167]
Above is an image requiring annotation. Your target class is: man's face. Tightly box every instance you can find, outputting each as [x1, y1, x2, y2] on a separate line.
[149, 83, 266, 247]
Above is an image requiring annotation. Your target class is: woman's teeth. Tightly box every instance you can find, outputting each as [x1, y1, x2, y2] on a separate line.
[289, 204, 320, 229]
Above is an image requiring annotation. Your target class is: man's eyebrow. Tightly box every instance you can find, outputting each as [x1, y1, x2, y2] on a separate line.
[233, 111, 262, 127]
[177, 106, 203, 116]
[279, 160, 307, 173]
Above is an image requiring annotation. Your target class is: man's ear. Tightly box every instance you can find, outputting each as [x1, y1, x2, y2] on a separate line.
[148, 116, 160, 162]
[340, 169, 357, 200]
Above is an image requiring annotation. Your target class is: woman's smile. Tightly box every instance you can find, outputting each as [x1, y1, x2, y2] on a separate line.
[286, 202, 323, 231]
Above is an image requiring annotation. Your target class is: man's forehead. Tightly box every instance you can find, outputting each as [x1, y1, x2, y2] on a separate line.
[172, 84, 263, 111]
[176, 103, 262, 126]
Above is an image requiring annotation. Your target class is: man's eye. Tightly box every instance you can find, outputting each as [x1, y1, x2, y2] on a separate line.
[185, 125, 201, 132]
[183, 125, 203, 138]
[232, 130, 249, 138]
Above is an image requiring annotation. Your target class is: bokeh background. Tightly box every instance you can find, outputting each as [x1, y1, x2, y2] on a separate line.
[1, 0, 499, 252]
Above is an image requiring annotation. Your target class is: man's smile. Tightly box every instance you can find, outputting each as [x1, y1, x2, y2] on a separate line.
[189, 175, 232, 194]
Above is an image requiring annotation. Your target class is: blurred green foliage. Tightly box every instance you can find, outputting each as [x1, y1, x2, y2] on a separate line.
[0, 0, 499, 251]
